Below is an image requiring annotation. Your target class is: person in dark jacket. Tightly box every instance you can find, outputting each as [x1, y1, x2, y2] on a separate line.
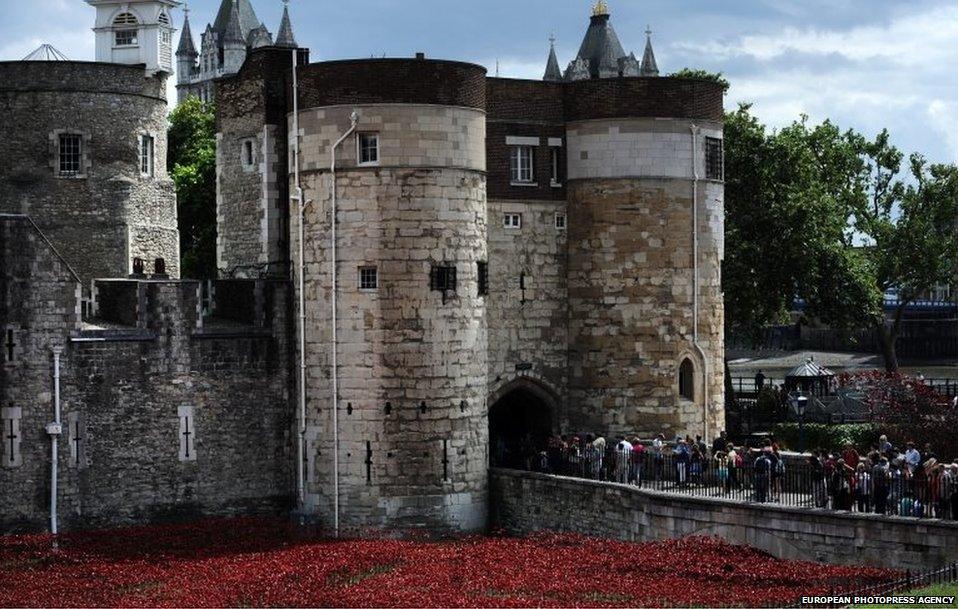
[754, 449, 772, 503]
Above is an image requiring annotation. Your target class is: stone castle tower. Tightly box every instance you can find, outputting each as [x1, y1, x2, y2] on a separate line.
[175, 0, 298, 103]
[0, 0, 180, 291]
[215, 2, 725, 533]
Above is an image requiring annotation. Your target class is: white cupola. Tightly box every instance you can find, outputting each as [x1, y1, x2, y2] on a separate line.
[86, 0, 180, 75]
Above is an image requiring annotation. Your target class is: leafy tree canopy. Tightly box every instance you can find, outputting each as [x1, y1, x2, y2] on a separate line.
[168, 96, 217, 280]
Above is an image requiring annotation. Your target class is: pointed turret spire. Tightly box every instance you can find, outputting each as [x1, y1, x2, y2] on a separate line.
[224, 0, 246, 45]
[543, 34, 562, 82]
[275, 0, 298, 48]
[177, 2, 199, 57]
[640, 25, 659, 77]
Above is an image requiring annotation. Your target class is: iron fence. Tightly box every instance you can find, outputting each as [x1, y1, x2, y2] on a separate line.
[505, 447, 958, 521]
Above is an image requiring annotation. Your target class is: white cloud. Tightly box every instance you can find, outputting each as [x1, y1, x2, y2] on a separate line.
[679, 4, 958, 68]
[927, 100, 958, 161]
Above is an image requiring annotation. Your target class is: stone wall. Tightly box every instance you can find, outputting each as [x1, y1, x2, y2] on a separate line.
[1, 215, 293, 534]
[292, 94, 489, 534]
[215, 48, 305, 278]
[486, 199, 568, 419]
[565, 117, 725, 440]
[490, 469, 958, 572]
[0, 62, 179, 286]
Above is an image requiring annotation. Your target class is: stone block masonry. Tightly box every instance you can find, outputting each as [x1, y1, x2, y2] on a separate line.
[0, 216, 294, 533]
[491, 469, 958, 572]
[0, 62, 179, 287]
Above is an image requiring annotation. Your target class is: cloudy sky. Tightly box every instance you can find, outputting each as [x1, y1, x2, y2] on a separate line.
[3, 0, 957, 164]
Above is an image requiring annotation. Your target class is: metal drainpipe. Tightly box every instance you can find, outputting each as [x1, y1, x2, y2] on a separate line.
[292, 47, 309, 512]
[49, 347, 63, 537]
[329, 111, 359, 538]
[690, 125, 710, 442]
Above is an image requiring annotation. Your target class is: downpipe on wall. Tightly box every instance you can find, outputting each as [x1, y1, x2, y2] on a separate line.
[329, 111, 359, 538]
[690, 125, 710, 442]
[48, 346, 64, 540]
[292, 48, 310, 514]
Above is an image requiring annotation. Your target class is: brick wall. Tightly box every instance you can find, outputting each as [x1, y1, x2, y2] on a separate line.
[294, 59, 486, 111]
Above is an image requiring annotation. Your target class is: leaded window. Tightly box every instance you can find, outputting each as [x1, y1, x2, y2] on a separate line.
[510, 146, 534, 183]
[705, 137, 724, 181]
[358, 133, 379, 166]
[140, 135, 154, 177]
[58, 133, 83, 177]
[359, 267, 378, 290]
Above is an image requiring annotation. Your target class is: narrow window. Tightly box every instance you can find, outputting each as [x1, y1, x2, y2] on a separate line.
[705, 137, 724, 181]
[178, 405, 196, 463]
[477, 261, 488, 296]
[242, 140, 255, 168]
[358, 133, 379, 166]
[554, 213, 567, 231]
[67, 412, 87, 470]
[3, 326, 18, 364]
[58, 134, 83, 177]
[503, 213, 522, 230]
[139, 135, 154, 177]
[679, 359, 695, 401]
[359, 266, 378, 290]
[430, 265, 457, 293]
[550, 148, 561, 186]
[510, 146, 535, 184]
[1, 407, 23, 469]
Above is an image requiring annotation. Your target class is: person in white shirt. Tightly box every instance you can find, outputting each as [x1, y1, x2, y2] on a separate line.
[855, 463, 872, 513]
[904, 442, 922, 474]
[614, 436, 633, 484]
[652, 434, 665, 481]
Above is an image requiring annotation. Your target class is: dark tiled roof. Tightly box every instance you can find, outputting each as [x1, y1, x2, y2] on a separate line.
[212, 0, 260, 40]
[275, 5, 297, 48]
[574, 14, 627, 79]
[543, 43, 562, 81]
[640, 32, 659, 77]
[176, 13, 198, 57]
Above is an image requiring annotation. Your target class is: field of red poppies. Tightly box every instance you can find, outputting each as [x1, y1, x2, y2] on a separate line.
[1, 518, 898, 608]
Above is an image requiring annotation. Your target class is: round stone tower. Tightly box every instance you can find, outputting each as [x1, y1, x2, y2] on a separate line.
[0, 60, 179, 287]
[565, 78, 726, 440]
[292, 58, 489, 534]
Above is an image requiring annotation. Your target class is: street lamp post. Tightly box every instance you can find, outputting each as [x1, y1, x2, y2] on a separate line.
[795, 395, 808, 453]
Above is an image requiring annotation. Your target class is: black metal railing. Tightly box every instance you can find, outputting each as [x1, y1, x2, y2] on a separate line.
[505, 447, 958, 521]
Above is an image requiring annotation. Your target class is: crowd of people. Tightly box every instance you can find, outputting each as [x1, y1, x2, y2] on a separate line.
[493, 431, 958, 521]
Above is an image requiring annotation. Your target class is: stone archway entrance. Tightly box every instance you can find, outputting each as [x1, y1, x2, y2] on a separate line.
[488, 383, 555, 469]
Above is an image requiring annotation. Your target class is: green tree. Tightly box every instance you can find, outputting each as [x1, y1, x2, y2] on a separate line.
[168, 96, 217, 279]
[851, 145, 958, 371]
[669, 68, 730, 92]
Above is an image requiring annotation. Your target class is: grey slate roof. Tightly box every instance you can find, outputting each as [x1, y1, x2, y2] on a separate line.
[223, 0, 247, 45]
[275, 4, 297, 48]
[212, 0, 260, 40]
[573, 13, 627, 79]
[248, 24, 274, 49]
[543, 40, 562, 82]
[176, 12, 198, 57]
[640, 29, 659, 77]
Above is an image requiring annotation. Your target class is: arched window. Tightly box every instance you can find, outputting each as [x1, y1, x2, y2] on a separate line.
[679, 358, 695, 401]
[113, 13, 139, 47]
[158, 12, 170, 26]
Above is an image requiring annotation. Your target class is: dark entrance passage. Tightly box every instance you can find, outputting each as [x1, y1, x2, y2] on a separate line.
[489, 387, 553, 469]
